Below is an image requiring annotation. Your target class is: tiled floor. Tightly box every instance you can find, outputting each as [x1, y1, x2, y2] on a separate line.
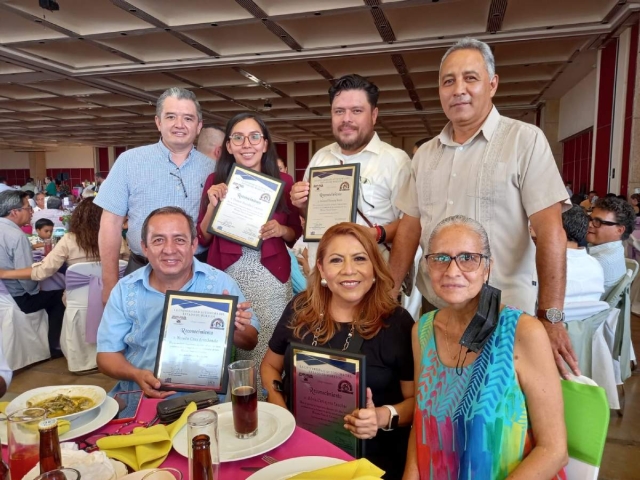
[3, 318, 639, 478]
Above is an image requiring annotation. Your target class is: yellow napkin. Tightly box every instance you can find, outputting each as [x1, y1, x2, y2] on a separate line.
[0, 402, 70, 435]
[290, 458, 385, 479]
[96, 401, 196, 471]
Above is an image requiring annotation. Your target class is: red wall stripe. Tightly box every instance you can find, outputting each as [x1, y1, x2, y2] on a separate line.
[593, 39, 618, 195]
[620, 22, 639, 198]
[294, 142, 310, 182]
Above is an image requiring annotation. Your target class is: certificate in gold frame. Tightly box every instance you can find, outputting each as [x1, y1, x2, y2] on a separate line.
[304, 164, 360, 242]
[289, 342, 366, 458]
[207, 165, 284, 249]
[154, 291, 237, 392]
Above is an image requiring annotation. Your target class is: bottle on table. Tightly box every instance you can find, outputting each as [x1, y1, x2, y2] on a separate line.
[38, 419, 62, 473]
[190, 434, 216, 480]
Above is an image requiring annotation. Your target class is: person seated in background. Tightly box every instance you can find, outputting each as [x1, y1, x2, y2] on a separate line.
[31, 218, 54, 250]
[580, 190, 598, 211]
[33, 192, 46, 213]
[404, 215, 567, 480]
[262, 223, 414, 479]
[0, 190, 65, 358]
[97, 207, 259, 398]
[587, 197, 636, 297]
[630, 193, 640, 216]
[21, 177, 36, 192]
[31, 196, 65, 229]
[562, 206, 608, 322]
[0, 198, 107, 284]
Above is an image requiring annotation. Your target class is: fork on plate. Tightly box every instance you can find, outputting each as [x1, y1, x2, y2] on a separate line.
[262, 454, 279, 465]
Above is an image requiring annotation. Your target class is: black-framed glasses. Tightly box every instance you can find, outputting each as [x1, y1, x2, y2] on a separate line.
[76, 416, 159, 452]
[425, 252, 488, 272]
[229, 132, 264, 146]
[13, 206, 33, 212]
[169, 170, 188, 198]
[589, 216, 620, 228]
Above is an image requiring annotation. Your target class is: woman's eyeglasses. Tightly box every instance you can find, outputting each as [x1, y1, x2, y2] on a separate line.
[425, 252, 488, 272]
[229, 133, 264, 146]
[589, 217, 620, 228]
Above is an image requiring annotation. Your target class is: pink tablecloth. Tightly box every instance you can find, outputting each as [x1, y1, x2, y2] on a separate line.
[90, 398, 353, 478]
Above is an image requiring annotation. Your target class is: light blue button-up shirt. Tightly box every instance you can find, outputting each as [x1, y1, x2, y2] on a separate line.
[94, 140, 215, 255]
[588, 240, 627, 297]
[97, 259, 259, 395]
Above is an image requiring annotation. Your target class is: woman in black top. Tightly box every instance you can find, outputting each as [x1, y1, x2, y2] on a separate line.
[261, 223, 414, 480]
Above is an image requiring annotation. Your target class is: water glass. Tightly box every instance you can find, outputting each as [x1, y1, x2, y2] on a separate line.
[34, 467, 81, 479]
[7, 407, 47, 480]
[228, 360, 258, 438]
[187, 409, 219, 479]
[141, 468, 183, 479]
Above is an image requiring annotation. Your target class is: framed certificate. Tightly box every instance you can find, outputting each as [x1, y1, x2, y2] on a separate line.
[207, 165, 284, 249]
[304, 164, 359, 242]
[154, 291, 237, 393]
[289, 342, 366, 458]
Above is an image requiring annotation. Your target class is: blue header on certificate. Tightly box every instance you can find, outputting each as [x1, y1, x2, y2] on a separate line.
[170, 297, 232, 313]
[235, 168, 281, 191]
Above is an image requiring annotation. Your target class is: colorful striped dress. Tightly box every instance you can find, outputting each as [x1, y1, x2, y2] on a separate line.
[414, 308, 566, 480]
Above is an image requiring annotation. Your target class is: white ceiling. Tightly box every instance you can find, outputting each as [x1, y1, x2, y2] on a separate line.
[0, 0, 635, 149]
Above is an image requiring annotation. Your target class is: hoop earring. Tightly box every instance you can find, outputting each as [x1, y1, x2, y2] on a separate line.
[320, 278, 328, 287]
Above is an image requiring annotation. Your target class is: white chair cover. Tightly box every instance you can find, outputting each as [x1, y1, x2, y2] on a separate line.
[0, 280, 50, 370]
[60, 260, 127, 372]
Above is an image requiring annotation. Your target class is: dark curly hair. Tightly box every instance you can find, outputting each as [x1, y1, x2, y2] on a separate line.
[328, 74, 379, 108]
[69, 197, 102, 259]
[593, 196, 635, 240]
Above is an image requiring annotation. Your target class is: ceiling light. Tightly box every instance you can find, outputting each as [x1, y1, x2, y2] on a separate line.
[39, 0, 59, 12]
[263, 101, 272, 111]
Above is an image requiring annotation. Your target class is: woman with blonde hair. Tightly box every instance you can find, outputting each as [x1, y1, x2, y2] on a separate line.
[262, 222, 414, 479]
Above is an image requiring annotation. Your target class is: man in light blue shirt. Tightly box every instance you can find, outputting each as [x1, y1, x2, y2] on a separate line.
[95, 87, 215, 304]
[587, 197, 636, 297]
[97, 207, 259, 398]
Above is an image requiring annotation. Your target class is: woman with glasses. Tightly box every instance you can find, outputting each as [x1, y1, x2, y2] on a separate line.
[403, 215, 567, 480]
[197, 113, 302, 398]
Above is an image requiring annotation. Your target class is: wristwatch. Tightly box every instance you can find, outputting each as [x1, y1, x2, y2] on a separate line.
[381, 405, 399, 431]
[536, 308, 565, 324]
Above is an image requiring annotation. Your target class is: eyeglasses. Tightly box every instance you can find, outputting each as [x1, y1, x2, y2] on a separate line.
[589, 216, 620, 228]
[425, 252, 488, 272]
[76, 416, 159, 452]
[169, 170, 188, 198]
[14, 206, 33, 212]
[229, 132, 264, 146]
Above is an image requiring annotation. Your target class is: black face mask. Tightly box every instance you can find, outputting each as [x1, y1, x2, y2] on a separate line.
[454, 278, 501, 375]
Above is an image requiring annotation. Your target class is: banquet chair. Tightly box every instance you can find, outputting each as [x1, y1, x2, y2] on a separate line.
[0, 279, 50, 370]
[61, 260, 127, 372]
[563, 378, 609, 480]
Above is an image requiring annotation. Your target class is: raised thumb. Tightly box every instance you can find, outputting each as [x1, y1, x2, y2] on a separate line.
[365, 387, 375, 409]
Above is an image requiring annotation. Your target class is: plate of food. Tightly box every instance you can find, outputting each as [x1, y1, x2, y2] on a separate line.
[6, 385, 107, 423]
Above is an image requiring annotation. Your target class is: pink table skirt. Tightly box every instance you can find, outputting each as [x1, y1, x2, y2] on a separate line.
[90, 397, 353, 478]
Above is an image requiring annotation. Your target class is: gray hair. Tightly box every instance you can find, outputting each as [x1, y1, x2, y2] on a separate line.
[197, 125, 226, 152]
[0, 190, 28, 218]
[141, 206, 196, 246]
[46, 197, 62, 210]
[428, 215, 491, 264]
[156, 87, 202, 123]
[440, 37, 496, 79]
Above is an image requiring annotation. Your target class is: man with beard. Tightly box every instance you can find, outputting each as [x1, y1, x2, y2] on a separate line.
[290, 74, 411, 271]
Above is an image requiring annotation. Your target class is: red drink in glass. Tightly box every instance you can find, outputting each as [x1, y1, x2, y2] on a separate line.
[10, 446, 39, 479]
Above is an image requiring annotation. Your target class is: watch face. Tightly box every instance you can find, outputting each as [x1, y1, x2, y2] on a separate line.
[390, 414, 400, 429]
[547, 308, 563, 323]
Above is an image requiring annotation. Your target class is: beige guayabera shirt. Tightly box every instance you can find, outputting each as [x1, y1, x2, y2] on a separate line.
[395, 107, 569, 314]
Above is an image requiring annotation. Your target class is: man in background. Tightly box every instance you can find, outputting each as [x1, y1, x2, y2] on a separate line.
[21, 178, 36, 192]
[31, 196, 65, 229]
[197, 125, 225, 162]
[0, 177, 14, 193]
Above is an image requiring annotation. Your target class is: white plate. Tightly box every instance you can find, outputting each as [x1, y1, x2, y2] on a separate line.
[6, 385, 107, 422]
[1, 396, 119, 445]
[119, 469, 179, 480]
[247, 456, 346, 480]
[173, 402, 295, 462]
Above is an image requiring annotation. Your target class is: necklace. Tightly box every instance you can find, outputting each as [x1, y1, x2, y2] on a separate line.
[312, 320, 355, 351]
[443, 313, 460, 360]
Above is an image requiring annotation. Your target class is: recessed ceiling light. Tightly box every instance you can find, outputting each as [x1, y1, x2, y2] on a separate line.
[120, 32, 127, 36]
[314, 12, 321, 16]
[128, 8, 137, 12]
[210, 23, 218, 27]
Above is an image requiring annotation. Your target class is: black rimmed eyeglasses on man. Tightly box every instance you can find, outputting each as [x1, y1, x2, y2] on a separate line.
[588, 217, 620, 228]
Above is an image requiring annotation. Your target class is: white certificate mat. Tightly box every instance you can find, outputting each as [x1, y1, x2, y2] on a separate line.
[154, 292, 236, 392]
[208, 165, 284, 249]
[304, 164, 359, 241]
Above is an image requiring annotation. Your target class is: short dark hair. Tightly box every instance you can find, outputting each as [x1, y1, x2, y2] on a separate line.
[35, 218, 54, 230]
[24, 190, 34, 199]
[0, 177, 6, 184]
[328, 74, 379, 108]
[562, 205, 589, 243]
[141, 206, 196, 246]
[95, 172, 105, 179]
[589, 190, 597, 195]
[46, 197, 62, 210]
[594, 197, 636, 240]
[631, 193, 640, 203]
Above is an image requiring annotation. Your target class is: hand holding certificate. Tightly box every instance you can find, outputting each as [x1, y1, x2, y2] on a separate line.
[207, 165, 284, 249]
